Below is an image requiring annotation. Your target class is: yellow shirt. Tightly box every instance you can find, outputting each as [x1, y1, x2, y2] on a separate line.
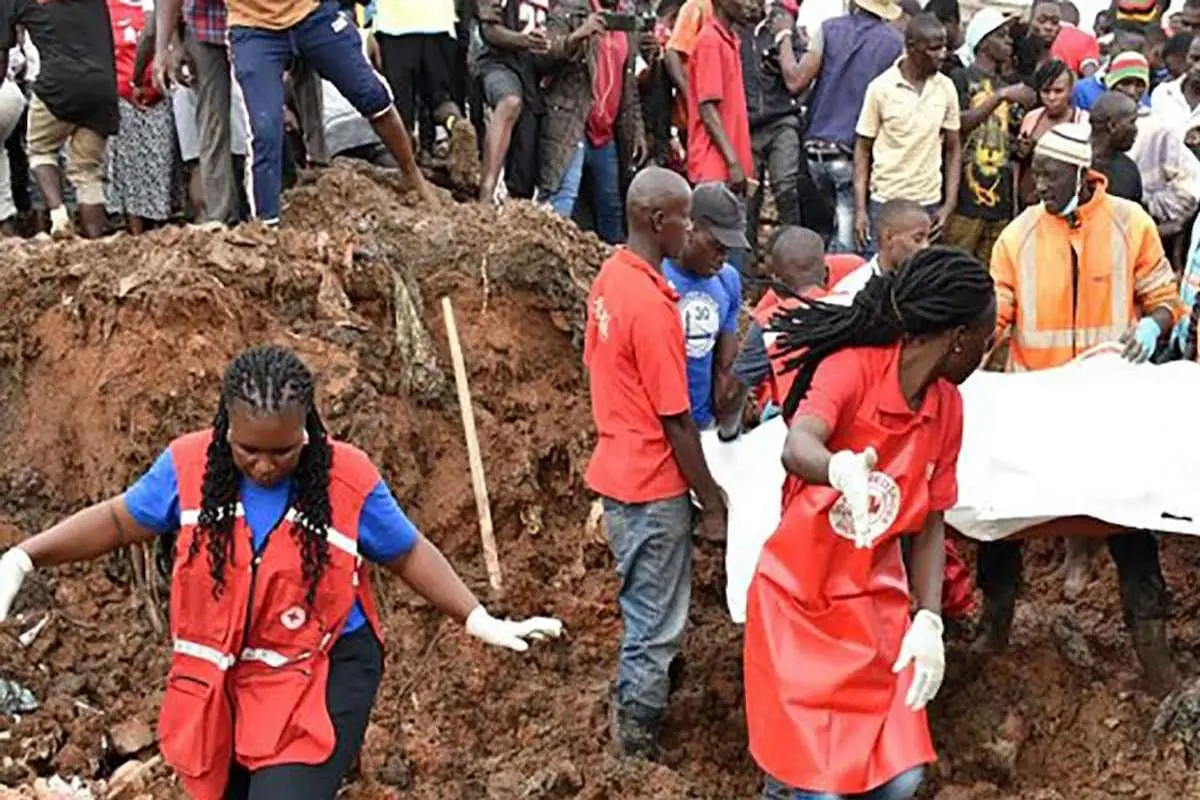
[855, 61, 961, 206]
[374, 0, 456, 37]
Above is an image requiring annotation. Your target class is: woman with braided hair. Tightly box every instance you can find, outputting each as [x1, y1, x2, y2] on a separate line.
[0, 345, 562, 799]
[744, 246, 996, 800]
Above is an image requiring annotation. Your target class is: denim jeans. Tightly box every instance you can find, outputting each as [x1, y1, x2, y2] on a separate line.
[542, 139, 625, 244]
[603, 493, 694, 716]
[761, 767, 924, 800]
[230, 2, 390, 223]
[808, 155, 854, 253]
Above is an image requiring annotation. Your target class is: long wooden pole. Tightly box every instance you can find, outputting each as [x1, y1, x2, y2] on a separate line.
[441, 297, 503, 595]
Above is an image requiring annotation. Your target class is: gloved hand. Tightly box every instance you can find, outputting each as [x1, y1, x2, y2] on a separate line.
[465, 606, 564, 653]
[892, 609, 945, 711]
[828, 447, 878, 548]
[0, 547, 33, 622]
[1123, 317, 1161, 363]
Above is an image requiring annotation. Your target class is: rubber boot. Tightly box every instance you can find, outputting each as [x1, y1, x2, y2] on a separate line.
[608, 690, 662, 761]
[971, 590, 1016, 655]
[1132, 619, 1179, 694]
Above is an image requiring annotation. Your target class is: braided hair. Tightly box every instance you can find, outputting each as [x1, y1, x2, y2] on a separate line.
[772, 246, 995, 420]
[190, 345, 333, 605]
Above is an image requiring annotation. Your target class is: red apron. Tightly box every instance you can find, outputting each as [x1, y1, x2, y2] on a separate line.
[744, 406, 940, 793]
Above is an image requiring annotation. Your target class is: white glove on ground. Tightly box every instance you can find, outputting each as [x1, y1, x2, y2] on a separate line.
[0, 547, 33, 621]
[466, 606, 564, 652]
[892, 609, 945, 711]
[828, 447, 878, 548]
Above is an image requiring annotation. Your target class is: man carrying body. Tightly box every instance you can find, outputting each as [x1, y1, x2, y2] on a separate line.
[0, 0, 118, 239]
[662, 182, 748, 432]
[981, 121, 1184, 690]
[830, 197, 931, 298]
[854, 13, 961, 255]
[585, 167, 728, 759]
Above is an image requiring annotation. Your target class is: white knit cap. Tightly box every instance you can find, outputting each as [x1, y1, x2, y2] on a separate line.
[1034, 122, 1093, 168]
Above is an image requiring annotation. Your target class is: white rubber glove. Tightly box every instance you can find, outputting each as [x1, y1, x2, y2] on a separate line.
[828, 447, 878, 548]
[0, 547, 33, 622]
[892, 609, 945, 711]
[465, 606, 564, 653]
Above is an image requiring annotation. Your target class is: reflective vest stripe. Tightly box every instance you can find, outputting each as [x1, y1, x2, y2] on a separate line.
[180, 503, 246, 527]
[178, 506, 358, 559]
[174, 638, 300, 670]
[173, 639, 237, 671]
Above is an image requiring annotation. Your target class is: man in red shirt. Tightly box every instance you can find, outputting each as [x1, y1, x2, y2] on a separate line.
[686, 0, 753, 193]
[585, 166, 728, 759]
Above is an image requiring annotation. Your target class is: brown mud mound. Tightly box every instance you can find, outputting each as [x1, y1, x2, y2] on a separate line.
[0, 163, 1197, 798]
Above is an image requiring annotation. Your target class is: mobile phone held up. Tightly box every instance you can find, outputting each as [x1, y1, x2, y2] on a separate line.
[601, 10, 651, 32]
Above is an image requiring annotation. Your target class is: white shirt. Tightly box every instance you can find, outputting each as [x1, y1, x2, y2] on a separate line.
[1150, 77, 1200, 137]
[374, 0, 456, 37]
[825, 257, 881, 306]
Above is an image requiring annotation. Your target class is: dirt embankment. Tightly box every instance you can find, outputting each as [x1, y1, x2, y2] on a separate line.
[0, 163, 1198, 799]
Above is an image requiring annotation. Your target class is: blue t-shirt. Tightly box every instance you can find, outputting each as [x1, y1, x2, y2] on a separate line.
[1072, 73, 1150, 111]
[124, 449, 419, 636]
[662, 259, 742, 428]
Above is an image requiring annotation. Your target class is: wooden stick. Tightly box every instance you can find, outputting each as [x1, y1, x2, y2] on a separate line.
[441, 297, 503, 595]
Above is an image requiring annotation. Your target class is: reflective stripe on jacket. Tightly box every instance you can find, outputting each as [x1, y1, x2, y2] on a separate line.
[991, 173, 1184, 372]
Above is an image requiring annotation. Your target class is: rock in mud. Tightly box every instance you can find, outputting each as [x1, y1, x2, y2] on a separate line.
[108, 716, 154, 756]
[1154, 676, 1200, 764]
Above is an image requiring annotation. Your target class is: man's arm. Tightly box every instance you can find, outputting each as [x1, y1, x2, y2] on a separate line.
[699, 103, 740, 168]
[133, 5, 157, 89]
[712, 331, 741, 419]
[664, 0, 702, 94]
[1132, 218, 1186, 334]
[989, 234, 1017, 342]
[937, 130, 962, 226]
[852, 135, 873, 238]
[664, 48, 689, 95]
[781, 20, 822, 95]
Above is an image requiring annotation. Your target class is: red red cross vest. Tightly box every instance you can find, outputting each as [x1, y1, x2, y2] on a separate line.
[744, 383, 946, 793]
[750, 289, 819, 416]
[156, 430, 385, 800]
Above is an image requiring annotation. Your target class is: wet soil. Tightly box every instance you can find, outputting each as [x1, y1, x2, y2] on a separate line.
[0, 163, 1197, 799]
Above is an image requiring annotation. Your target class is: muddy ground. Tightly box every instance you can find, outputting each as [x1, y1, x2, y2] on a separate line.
[0, 164, 1198, 799]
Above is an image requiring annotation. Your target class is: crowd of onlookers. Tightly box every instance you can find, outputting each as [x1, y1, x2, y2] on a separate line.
[5, 0, 1200, 295]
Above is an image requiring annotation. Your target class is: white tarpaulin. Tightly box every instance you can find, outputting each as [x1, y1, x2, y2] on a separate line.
[707, 351, 1200, 623]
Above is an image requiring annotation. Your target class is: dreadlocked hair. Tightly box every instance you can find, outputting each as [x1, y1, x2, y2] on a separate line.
[190, 345, 333, 606]
[773, 246, 995, 421]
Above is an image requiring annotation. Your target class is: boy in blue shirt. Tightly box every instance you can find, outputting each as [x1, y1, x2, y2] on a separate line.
[663, 182, 749, 429]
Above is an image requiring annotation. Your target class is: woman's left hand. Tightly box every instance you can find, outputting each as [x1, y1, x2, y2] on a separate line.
[891, 610, 945, 711]
[466, 606, 564, 652]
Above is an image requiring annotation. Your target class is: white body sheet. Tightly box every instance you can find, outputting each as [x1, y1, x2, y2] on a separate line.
[709, 351, 1200, 623]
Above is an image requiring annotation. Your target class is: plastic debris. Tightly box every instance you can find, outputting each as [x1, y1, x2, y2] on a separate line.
[0, 678, 38, 715]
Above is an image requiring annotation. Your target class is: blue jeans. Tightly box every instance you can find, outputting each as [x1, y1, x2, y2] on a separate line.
[542, 140, 625, 244]
[231, 2, 391, 223]
[603, 493, 693, 715]
[808, 155, 855, 253]
[864, 199, 939, 258]
[761, 767, 924, 800]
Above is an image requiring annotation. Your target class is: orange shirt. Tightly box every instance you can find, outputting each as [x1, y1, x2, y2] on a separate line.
[584, 249, 691, 503]
[667, 0, 712, 57]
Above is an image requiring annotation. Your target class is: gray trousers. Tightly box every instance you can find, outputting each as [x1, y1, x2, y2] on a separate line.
[191, 39, 241, 225]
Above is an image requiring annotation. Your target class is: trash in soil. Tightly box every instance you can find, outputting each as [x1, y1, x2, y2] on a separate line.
[0, 678, 37, 715]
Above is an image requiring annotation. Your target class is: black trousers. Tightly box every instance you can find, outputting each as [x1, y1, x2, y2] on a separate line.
[377, 32, 457, 135]
[977, 531, 1168, 627]
[223, 626, 384, 800]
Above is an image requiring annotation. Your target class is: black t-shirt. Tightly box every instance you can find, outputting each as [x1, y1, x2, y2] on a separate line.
[1093, 152, 1145, 206]
[951, 64, 1015, 222]
[0, 0, 119, 136]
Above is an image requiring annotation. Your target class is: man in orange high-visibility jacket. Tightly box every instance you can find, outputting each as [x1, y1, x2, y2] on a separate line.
[978, 122, 1184, 692]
